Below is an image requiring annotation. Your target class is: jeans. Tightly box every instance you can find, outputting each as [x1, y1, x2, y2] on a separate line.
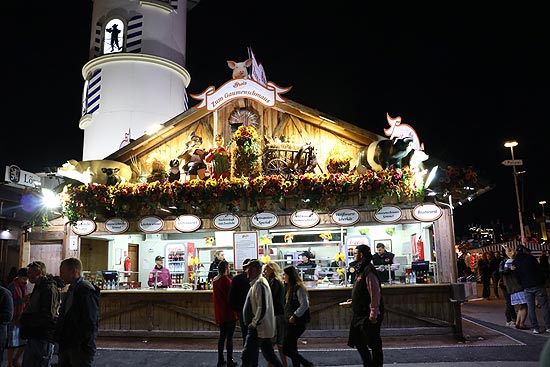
[217, 320, 236, 365]
[283, 323, 312, 367]
[22, 338, 54, 367]
[241, 327, 283, 367]
[523, 286, 550, 330]
[57, 347, 95, 367]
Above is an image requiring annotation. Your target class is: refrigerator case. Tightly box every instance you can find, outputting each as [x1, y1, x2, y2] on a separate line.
[166, 244, 186, 286]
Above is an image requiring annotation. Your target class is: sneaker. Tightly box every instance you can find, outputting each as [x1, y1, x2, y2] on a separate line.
[533, 329, 541, 334]
[506, 321, 515, 327]
[546, 329, 550, 333]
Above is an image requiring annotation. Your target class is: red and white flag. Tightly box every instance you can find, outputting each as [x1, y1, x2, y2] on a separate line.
[248, 47, 267, 86]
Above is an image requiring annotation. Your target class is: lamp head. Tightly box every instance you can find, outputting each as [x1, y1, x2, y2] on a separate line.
[504, 141, 518, 148]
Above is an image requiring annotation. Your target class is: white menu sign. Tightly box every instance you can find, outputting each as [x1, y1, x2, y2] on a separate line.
[234, 232, 258, 270]
[331, 208, 360, 226]
[290, 210, 320, 228]
[250, 212, 279, 229]
[72, 219, 96, 236]
[412, 203, 443, 222]
[174, 215, 202, 232]
[138, 216, 164, 233]
[374, 205, 403, 223]
[105, 218, 129, 234]
[213, 213, 240, 230]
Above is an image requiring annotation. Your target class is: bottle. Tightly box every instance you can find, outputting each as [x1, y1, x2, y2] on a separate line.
[412, 271, 417, 284]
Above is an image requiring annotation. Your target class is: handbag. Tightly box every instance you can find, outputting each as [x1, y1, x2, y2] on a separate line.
[295, 308, 310, 325]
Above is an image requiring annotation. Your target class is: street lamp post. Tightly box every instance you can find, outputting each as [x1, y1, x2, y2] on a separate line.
[504, 141, 525, 244]
[540, 200, 547, 217]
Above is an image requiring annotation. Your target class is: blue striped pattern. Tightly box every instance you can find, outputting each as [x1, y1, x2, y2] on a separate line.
[126, 15, 143, 53]
[182, 88, 188, 110]
[93, 21, 103, 57]
[86, 69, 102, 115]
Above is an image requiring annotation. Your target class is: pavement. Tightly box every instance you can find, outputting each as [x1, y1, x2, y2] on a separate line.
[5, 289, 548, 366]
[87, 291, 550, 367]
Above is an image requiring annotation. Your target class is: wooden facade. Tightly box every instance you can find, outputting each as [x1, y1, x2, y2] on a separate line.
[98, 284, 459, 338]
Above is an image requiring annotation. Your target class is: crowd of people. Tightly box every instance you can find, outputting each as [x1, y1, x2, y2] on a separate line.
[1, 258, 100, 367]
[0, 244, 389, 367]
[210, 243, 385, 367]
[458, 245, 550, 335]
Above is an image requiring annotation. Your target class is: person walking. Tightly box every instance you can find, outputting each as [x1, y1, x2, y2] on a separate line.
[347, 244, 384, 367]
[212, 260, 238, 367]
[241, 259, 283, 367]
[7, 268, 29, 367]
[501, 247, 527, 329]
[490, 251, 501, 298]
[539, 250, 550, 287]
[263, 261, 288, 367]
[477, 252, 492, 299]
[17, 260, 61, 367]
[229, 259, 251, 346]
[512, 244, 550, 334]
[282, 265, 314, 367]
[1, 284, 14, 367]
[55, 257, 100, 367]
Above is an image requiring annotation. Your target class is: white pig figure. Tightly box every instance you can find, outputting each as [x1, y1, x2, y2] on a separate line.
[227, 58, 252, 79]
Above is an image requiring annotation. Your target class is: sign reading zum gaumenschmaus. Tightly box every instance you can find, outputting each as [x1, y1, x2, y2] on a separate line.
[290, 209, 320, 228]
[213, 213, 240, 230]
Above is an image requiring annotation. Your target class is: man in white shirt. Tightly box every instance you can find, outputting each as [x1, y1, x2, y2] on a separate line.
[241, 259, 284, 367]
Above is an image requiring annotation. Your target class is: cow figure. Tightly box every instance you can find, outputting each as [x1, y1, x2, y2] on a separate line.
[168, 159, 181, 183]
[102, 167, 122, 186]
[357, 137, 415, 173]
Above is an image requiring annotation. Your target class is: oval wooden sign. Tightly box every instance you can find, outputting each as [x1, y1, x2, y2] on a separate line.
[213, 213, 240, 230]
[412, 203, 443, 222]
[290, 209, 320, 228]
[374, 205, 403, 223]
[105, 218, 129, 234]
[331, 207, 360, 226]
[250, 212, 279, 229]
[174, 215, 202, 232]
[138, 216, 164, 233]
[72, 219, 97, 236]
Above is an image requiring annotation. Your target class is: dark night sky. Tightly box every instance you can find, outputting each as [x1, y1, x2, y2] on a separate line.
[2, 2, 548, 238]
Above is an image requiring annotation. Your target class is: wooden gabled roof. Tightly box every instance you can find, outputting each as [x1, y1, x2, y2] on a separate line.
[105, 97, 383, 165]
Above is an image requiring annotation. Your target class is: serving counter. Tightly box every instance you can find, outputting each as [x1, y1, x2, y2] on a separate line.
[98, 283, 462, 338]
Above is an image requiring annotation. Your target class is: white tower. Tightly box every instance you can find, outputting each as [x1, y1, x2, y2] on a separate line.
[79, 0, 195, 161]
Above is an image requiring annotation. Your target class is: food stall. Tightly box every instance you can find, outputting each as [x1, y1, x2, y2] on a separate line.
[25, 71, 485, 340]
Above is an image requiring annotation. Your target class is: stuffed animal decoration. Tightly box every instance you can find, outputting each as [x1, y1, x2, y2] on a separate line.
[356, 137, 415, 173]
[227, 59, 252, 79]
[168, 159, 181, 183]
[102, 167, 122, 186]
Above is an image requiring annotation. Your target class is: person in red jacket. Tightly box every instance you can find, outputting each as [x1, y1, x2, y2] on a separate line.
[212, 260, 238, 367]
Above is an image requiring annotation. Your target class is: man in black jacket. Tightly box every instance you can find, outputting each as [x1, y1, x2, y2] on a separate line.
[229, 258, 251, 345]
[17, 261, 61, 367]
[56, 257, 100, 366]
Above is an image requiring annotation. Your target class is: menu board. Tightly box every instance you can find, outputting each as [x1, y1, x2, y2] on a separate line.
[233, 232, 258, 270]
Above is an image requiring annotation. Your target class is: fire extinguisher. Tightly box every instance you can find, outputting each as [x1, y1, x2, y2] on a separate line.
[124, 256, 131, 277]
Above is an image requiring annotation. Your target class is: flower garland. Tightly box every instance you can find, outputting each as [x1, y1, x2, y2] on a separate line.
[204, 237, 215, 245]
[56, 162, 485, 225]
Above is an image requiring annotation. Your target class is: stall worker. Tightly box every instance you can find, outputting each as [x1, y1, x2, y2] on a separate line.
[372, 243, 399, 283]
[296, 251, 317, 281]
[148, 256, 172, 289]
